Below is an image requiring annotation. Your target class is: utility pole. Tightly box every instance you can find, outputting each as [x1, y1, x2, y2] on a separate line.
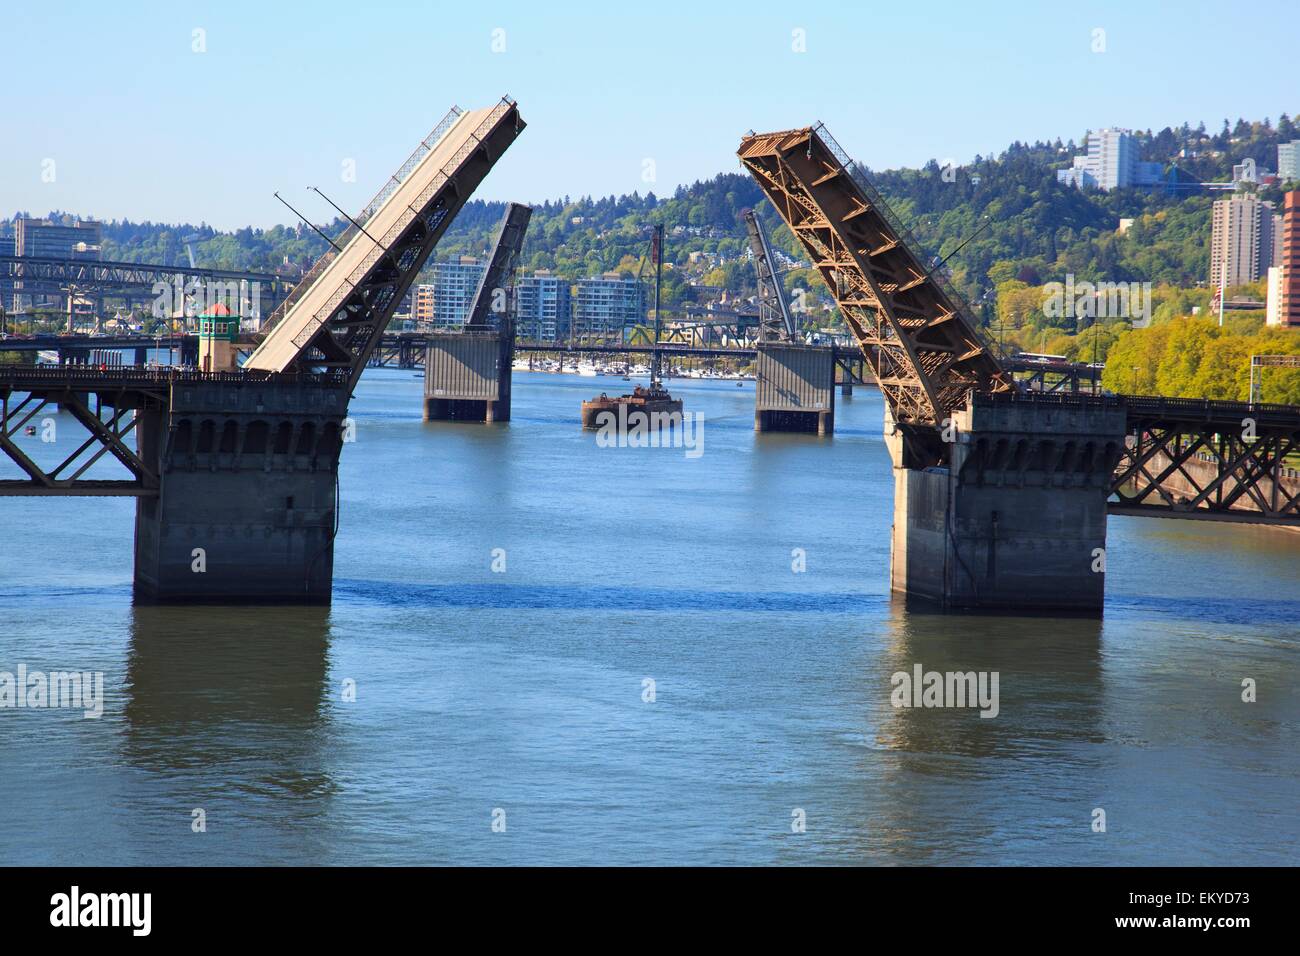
[1217, 266, 1226, 328]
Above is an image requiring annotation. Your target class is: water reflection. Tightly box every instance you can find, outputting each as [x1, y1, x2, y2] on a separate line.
[859, 600, 1106, 864]
[122, 606, 336, 801]
[877, 596, 1104, 758]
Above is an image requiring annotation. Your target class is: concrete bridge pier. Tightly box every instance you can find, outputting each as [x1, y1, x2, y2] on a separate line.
[887, 394, 1127, 613]
[132, 378, 348, 604]
[754, 343, 835, 435]
[423, 331, 512, 423]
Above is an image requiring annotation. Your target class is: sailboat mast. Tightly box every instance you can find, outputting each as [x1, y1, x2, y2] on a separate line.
[651, 223, 663, 386]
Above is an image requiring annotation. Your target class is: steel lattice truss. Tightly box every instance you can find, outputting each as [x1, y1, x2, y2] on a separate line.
[1111, 398, 1300, 524]
[1, 381, 161, 496]
[742, 208, 795, 342]
[738, 125, 1014, 461]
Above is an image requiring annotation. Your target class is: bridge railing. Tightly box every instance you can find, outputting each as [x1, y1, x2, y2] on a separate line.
[811, 123, 1005, 362]
[1124, 394, 1300, 428]
[258, 104, 467, 340]
[973, 388, 1125, 410]
[0, 365, 349, 388]
[263, 99, 518, 358]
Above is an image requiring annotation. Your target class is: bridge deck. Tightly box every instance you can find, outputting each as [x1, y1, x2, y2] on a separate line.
[245, 101, 520, 379]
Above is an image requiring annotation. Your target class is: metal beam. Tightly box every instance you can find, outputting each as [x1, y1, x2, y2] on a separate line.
[738, 124, 1014, 465]
[742, 208, 796, 342]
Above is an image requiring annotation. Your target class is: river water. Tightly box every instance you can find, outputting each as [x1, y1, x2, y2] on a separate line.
[1, 368, 1297, 865]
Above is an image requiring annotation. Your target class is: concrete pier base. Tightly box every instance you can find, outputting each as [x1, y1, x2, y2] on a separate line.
[423, 332, 511, 423]
[754, 343, 835, 435]
[887, 394, 1126, 613]
[132, 378, 348, 604]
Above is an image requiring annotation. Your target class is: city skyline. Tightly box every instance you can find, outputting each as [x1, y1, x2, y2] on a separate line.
[3, 0, 1298, 229]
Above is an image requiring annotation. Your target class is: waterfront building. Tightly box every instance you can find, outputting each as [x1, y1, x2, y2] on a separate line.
[426, 256, 487, 327]
[573, 272, 643, 338]
[516, 270, 571, 341]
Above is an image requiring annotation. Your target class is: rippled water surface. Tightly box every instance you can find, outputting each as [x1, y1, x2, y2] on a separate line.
[1, 369, 1297, 864]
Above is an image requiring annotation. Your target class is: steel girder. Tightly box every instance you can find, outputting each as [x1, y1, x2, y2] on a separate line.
[738, 125, 1014, 463]
[1111, 415, 1300, 524]
[0, 387, 159, 496]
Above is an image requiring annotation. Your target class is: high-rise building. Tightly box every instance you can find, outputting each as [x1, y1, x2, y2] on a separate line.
[1209, 197, 1280, 288]
[13, 218, 101, 259]
[1089, 128, 1134, 191]
[573, 272, 643, 337]
[1057, 128, 1162, 191]
[424, 256, 487, 327]
[8, 219, 102, 310]
[1277, 140, 1300, 182]
[1265, 266, 1285, 326]
[412, 284, 436, 327]
[1276, 190, 1300, 326]
[515, 270, 571, 341]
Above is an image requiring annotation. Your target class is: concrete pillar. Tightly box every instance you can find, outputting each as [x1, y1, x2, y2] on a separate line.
[132, 379, 348, 604]
[887, 394, 1126, 613]
[423, 331, 511, 423]
[754, 343, 835, 434]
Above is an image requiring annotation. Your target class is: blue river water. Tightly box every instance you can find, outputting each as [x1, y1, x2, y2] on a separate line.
[1, 368, 1297, 865]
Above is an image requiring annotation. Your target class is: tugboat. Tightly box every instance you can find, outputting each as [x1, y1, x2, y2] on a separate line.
[581, 223, 682, 429]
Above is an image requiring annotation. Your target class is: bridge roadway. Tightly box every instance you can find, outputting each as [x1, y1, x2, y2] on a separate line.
[2, 331, 1104, 382]
[0, 332, 189, 353]
[2, 361, 1295, 523]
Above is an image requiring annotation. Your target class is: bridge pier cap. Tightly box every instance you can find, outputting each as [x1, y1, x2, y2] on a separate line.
[888, 392, 1127, 614]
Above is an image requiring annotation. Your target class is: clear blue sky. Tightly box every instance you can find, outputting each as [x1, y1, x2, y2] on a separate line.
[3, 0, 1294, 230]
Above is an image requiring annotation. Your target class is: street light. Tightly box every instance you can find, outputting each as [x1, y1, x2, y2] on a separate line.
[1131, 365, 1141, 395]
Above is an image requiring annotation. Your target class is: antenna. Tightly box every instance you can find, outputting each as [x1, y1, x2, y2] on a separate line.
[274, 192, 343, 252]
[309, 186, 389, 254]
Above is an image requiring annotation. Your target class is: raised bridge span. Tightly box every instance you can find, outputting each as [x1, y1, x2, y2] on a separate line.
[1, 96, 525, 602]
[735, 122, 1299, 608]
[1, 108, 1297, 609]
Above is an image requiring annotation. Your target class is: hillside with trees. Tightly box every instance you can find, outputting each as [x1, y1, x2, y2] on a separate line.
[6, 112, 1299, 396]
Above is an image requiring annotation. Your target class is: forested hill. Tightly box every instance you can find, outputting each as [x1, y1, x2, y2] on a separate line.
[7, 112, 1298, 315]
